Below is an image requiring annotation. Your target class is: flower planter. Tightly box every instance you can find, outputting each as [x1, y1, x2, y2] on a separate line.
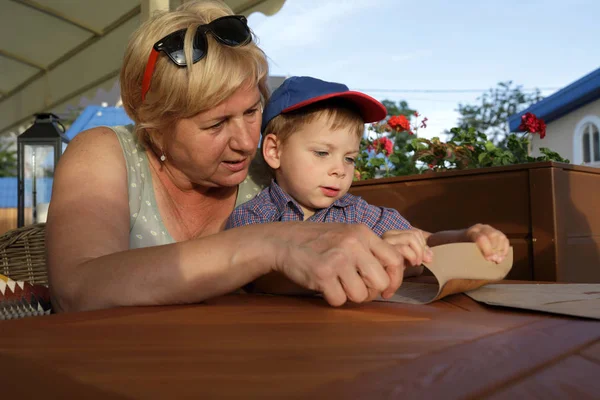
[349, 161, 600, 283]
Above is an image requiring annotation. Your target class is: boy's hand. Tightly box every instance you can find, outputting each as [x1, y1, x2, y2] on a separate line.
[380, 229, 433, 299]
[464, 224, 510, 264]
[382, 228, 434, 267]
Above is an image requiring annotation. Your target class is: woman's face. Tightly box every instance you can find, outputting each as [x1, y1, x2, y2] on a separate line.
[163, 84, 262, 189]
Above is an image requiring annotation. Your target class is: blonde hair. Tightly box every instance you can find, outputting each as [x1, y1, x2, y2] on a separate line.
[120, 0, 269, 146]
[263, 99, 365, 145]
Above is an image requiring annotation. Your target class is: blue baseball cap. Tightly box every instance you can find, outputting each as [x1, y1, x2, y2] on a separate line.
[261, 76, 387, 132]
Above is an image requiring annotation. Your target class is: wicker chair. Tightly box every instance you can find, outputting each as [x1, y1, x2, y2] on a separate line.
[0, 223, 48, 286]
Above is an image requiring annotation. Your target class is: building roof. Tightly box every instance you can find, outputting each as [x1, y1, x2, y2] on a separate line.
[508, 67, 600, 131]
[65, 105, 133, 139]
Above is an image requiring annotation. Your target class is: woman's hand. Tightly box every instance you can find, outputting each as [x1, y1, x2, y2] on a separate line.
[271, 223, 405, 306]
[464, 224, 510, 264]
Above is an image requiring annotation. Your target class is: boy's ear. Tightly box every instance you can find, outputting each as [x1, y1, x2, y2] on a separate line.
[262, 133, 281, 169]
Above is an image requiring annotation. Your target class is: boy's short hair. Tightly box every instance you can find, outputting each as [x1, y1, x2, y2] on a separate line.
[263, 98, 365, 145]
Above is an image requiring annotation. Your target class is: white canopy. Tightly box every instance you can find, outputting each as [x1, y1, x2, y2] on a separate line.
[0, 0, 286, 136]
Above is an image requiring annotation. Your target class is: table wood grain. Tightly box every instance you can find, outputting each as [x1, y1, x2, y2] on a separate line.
[1, 285, 599, 399]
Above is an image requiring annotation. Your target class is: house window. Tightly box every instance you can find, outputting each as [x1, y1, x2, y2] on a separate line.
[583, 131, 590, 163]
[595, 127, 600, 161]
[581, 122, 600, 164]
[574, 117, 600, 166]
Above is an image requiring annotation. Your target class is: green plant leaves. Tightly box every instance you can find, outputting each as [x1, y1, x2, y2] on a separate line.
[355, 123, 570, 181]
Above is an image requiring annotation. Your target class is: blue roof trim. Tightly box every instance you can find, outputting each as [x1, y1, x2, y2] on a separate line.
[0, 178, 17, 208]
[65, 106, 98, 139]
[508, 67, 600, 131]
[65, 105, 133, 139]
[0, 177, 53, 208]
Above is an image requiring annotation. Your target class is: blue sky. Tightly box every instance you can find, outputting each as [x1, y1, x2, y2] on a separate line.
[248, 0, 600, 139]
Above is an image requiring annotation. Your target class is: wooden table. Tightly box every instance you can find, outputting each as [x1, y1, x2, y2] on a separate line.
[1, 287, 600, 399]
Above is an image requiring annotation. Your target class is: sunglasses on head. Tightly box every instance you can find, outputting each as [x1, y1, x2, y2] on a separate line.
[141, 15, 252, 101]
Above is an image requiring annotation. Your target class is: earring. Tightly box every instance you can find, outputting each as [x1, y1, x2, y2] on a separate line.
[160, 153, 166, 162]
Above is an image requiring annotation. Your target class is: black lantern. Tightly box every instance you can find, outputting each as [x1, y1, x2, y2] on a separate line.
[17, 113, 70, 227]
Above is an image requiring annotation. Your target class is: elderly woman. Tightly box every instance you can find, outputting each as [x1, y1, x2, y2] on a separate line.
[46, 0, 413, 312]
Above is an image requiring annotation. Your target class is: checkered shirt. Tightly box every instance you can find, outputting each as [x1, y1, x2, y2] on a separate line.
[226, 180, 411, 236]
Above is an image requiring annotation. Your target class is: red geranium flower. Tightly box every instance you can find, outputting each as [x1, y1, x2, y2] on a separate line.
[388, 115, 411, 132]
[518, 112, 546, 139]
[371, 137, 394, 156]
[537, 119, 547, 139]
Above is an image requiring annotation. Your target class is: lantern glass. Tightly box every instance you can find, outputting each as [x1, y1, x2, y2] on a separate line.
[22, 143, 55, 225]
[17, 113, 69, 227]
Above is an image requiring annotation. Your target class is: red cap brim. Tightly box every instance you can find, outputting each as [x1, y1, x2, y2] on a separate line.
[282, 91, 387, 123]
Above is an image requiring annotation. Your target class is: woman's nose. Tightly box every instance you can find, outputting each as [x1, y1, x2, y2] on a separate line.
[229, 119, 257, 153]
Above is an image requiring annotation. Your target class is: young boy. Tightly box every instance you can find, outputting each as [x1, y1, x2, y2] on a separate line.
[227, 76, 509, 278]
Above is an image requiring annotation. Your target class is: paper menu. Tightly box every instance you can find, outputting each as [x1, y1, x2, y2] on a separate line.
[377, 242, 513, 304]
[466, 284, 600, 320]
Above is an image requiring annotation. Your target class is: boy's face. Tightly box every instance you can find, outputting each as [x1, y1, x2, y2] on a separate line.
[269, 114, 360, 218]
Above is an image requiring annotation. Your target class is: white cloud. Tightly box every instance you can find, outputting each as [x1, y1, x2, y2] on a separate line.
[250, 0, 384, 56]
